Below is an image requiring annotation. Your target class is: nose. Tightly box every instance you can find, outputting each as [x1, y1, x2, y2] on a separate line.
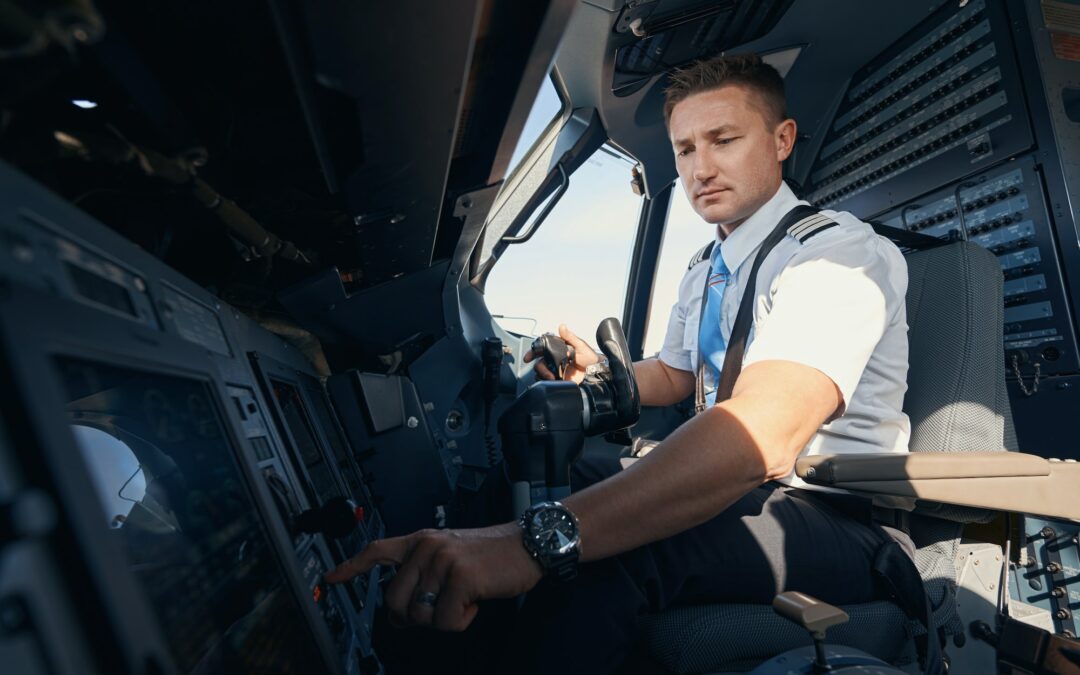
[691, 148, 717, 183]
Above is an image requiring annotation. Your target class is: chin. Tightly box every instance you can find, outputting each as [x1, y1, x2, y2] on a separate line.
[696, 204, 740, 226]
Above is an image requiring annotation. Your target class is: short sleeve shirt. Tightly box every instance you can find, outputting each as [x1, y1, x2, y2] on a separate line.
[658, 182, 911, 487]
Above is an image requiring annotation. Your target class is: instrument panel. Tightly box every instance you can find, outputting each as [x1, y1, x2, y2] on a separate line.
[876, 155, 1079, 378]
[0, 162, 386, 675]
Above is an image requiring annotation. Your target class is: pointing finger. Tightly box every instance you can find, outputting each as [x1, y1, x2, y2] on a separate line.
[324, 537, 411, 583]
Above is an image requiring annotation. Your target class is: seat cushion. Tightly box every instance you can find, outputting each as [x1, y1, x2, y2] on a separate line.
[640, 601, 914, 673]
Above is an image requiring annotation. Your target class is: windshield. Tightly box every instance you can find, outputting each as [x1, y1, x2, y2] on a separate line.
[485, 145, 643, 337]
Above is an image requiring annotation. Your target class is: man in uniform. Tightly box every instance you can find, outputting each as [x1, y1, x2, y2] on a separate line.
[327, 54, 914, 673]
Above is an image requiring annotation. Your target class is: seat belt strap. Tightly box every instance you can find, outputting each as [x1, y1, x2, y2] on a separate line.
[694, 205, 835, 413]
[872, 540, 946, 675]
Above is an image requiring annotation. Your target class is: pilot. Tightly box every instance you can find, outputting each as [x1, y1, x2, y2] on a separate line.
[327, 54, 916, 673]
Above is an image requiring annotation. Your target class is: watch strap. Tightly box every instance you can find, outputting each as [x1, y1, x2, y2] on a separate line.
[546, 549, 579, 583]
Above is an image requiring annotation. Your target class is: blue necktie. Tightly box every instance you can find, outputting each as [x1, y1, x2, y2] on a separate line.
[698, 250, 730, 407]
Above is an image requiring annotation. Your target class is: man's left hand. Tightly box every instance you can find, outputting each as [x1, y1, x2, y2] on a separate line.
[324, 523, 543, 631]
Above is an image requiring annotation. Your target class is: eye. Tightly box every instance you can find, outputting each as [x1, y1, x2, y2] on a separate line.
[715, 137, 737, 146]
[677, 147, 692, 158]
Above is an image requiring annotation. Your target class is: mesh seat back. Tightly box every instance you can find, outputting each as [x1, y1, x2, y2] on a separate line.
[903, 241, 1014, 457]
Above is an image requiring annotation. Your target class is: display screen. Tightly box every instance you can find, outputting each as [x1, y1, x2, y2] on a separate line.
[59, 359, 324, 674]
[270, 380, 341, 503]
[302, 379, 366, 500]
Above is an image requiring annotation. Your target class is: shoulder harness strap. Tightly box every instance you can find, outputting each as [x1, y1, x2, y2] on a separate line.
[695, 204, 834, 413]
[687, 241, 715, 270]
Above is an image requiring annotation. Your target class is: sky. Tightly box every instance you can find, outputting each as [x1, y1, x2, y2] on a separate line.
[483, 77, 713, 356]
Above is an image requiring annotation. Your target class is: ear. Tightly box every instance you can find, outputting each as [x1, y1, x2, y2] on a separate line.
[775, 118, 797, 162]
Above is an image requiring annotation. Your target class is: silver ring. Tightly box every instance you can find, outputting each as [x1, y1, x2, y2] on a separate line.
[414, 590, 439, 607]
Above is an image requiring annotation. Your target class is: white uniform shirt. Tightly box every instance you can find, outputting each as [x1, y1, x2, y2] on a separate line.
[658, 181, 911, 488]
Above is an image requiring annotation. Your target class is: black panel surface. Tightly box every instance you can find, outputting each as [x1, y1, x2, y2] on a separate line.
[806, 0, 1033, 216]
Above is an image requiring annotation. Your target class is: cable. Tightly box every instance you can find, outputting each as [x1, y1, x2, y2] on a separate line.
[952, 181, 978, 240]
[900, 203, 922, 231]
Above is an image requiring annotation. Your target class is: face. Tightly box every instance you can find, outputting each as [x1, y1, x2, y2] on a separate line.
[669, 85, 796, 235]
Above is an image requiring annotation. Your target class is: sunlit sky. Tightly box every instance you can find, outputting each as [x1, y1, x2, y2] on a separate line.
[484, 77, 713, 357]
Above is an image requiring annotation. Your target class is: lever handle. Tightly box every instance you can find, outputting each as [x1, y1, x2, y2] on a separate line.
[772, 591, 849, 638]
[531, 333, 575, 380]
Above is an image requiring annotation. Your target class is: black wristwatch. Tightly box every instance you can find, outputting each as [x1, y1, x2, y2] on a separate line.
[518, 501, 581, 583]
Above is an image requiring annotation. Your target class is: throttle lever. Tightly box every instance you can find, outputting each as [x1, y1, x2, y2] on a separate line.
[531, 333, 575, 380]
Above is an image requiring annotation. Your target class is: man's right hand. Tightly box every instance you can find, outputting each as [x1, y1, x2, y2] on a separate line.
[523, 324, 599, 384]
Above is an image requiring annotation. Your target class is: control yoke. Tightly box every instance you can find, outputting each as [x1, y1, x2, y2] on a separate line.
[502, 318, 640, 516]
[591, 317, 641, 432]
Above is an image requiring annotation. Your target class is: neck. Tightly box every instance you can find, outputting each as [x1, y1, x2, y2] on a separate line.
[717, 218, 745, 239]
[716, 179, 784, 239]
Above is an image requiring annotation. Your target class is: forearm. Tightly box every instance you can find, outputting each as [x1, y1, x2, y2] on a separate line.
[562, 402, 765, 561]
[563, 361, 837, 562]
[633, 358, 695, 407]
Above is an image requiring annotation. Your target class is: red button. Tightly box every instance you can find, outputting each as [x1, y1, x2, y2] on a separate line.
[354, 505, 366, 522]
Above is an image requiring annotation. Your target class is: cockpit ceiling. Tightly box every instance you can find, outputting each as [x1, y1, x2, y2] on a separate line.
[611, 0, 795, 96]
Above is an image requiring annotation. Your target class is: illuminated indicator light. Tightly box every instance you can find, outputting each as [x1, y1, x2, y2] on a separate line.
[354, 505, 366, 522]
[71, 99, 98, 109]
[313, 585, 323, 603]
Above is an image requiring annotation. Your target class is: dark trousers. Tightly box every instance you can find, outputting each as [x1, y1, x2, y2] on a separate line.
[502, 452, 913, 674]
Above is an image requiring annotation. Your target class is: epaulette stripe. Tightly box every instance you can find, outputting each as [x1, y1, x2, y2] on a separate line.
[788, 214, 831, 238]
[687, 241, 715, 269]
[788, 214, 838, 244]
[798, 221, 838, 242]
[790, 217, 829, 238]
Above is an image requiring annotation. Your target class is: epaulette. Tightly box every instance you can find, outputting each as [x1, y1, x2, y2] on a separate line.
[687, 241, 715, 270]
[787, 212, 838, 244]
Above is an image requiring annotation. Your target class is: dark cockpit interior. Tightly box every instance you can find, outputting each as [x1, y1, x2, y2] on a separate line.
[2, 1, 1080, 674]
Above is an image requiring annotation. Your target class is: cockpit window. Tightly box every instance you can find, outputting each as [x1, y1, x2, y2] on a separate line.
[504, 72, 564, 184]
[642, 184, 708, 357]
[477, 72, 570, 273]
[485, 144, 643, 337]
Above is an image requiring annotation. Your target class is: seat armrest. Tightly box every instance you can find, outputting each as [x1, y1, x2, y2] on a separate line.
[796, 452, 1080, 521]
[797, 452, 1050, 483]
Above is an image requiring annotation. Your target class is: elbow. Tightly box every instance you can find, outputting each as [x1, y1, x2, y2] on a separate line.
[761, 444, 799, 483]
[763, 458, 796, 483]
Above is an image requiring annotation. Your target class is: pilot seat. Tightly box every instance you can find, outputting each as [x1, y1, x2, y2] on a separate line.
[638, 240, 1016, 673]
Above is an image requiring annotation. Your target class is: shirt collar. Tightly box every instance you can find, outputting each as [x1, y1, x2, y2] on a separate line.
[712, 181, 804, 273]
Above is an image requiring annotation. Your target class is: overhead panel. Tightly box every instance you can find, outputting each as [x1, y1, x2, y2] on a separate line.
[611, 0, 795, 97]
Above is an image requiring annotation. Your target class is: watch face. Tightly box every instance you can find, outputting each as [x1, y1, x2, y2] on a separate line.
[528, 506, 579, 555]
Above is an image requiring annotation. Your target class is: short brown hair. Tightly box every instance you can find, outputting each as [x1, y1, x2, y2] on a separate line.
[663, 53, 787, 127]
